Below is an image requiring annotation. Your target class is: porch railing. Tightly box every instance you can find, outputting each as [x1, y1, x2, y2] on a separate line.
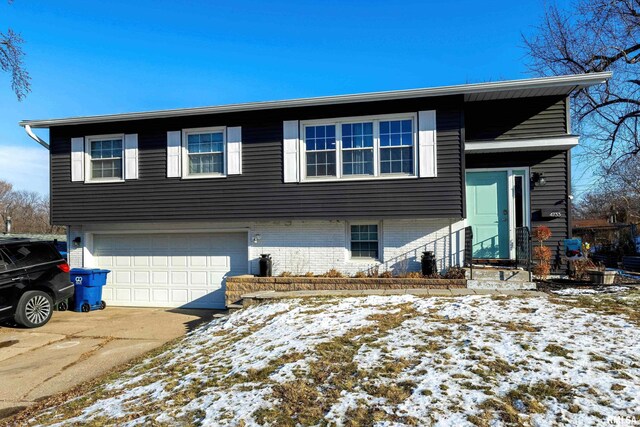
[515, 226, 532, 280]
[464, 226, 473, 279]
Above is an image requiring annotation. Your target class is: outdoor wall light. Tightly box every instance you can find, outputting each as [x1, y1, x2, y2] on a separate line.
[532, 172, 547, 187]
[252, 233, 262, 244]
[72, 236, 82, 247]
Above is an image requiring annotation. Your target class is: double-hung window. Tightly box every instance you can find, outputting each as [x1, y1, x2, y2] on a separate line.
[342, 122, 374, 176]
[87, 135, 124, 181]
[350, 224, 380, 259]
[301, 114, 416, 181]
[304, 125, 336, 177]
[184, 128, 226, 177]
[380, 119, 413, 174]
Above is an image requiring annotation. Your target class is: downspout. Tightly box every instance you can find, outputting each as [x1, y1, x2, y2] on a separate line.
[23, 124, 49, 150]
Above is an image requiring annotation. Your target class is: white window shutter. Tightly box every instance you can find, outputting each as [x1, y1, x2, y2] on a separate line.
[71, 137, 85, 182]
[283, 120, 299, 183]
[226, 126, 242, 175]
[167, 131, 182, 178]
[124, 134, 139, 180]
[418, 110, 437, 178]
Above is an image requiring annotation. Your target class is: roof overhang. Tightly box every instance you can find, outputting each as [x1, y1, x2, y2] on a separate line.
[20, 72, 611, 129]
[465, 136, 579, 153]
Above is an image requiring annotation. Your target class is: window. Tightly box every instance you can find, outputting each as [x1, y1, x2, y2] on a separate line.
[305, 125, 336, 177]
[380, 119, 413, 174]
[301, 114, 416, 181]
[185, 129, 225, 176]
[88, 137, 123, 181]
[350, 224, 379, 259]
[4, 243, 60, 268]
[0, 250, 13, 271]
[342, 122, 374, 176]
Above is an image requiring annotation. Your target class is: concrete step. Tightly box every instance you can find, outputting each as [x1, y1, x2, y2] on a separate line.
[467, 279, 537, 290]
[466, 268, 531, 282]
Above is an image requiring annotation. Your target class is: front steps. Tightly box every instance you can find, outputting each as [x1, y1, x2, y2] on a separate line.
[466, 266, 537, 290]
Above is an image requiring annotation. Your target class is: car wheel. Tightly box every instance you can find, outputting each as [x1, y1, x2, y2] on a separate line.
[15, 291, 54, 328]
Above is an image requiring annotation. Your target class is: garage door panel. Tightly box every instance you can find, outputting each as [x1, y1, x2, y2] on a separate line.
[152, 271, 169, 285]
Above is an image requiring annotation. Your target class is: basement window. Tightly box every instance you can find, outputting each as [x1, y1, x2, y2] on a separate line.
[350, 224, 380, 259]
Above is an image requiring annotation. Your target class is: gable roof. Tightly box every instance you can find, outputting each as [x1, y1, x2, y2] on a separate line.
[20, 72, 611, 129]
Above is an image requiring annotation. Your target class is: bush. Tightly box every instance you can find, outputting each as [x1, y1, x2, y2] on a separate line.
[367, 266, 379, 278]
[303, 272, 315, 277]
[532, 246, 552, 261]
[442, 267, 466, 279]
[533, 226, 552, 242]
[404, 271, 423, 279]
[279, 271, 293, 277]
[322, 268, 344, 278]
[379, 271, 393, 278]
[353, 271, 367, 278]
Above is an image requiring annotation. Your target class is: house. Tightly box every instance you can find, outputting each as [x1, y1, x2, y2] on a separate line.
[20, 72, 611, 309]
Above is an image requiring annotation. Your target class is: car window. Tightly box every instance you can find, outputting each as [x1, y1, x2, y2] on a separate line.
[4, 243, 60, 268]
[0, 250, 13, 271]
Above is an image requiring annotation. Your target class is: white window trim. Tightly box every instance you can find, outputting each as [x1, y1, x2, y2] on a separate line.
[84, 134, 126, 184]
[347, 220, 383, 262]
[181, 126, 227, 179]
[300, 112, 418, 183]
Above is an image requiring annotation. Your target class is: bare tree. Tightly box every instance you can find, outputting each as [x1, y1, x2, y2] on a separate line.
[574, 156, 640, 222]
[524, 0, 640, 167]
[0, 179, 63, 234]
[1, 1, 30, 100]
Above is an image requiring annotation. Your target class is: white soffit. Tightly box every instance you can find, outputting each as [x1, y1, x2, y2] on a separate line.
[465, 136, 579, 153]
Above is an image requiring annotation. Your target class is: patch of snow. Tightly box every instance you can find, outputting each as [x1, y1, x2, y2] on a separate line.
[30, 293, 640, 427]
[552, 286, 630, 295]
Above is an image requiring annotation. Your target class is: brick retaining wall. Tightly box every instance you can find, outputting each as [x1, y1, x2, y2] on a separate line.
[226, 275, 467, 306]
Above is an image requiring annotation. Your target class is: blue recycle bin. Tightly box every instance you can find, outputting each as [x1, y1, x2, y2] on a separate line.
[70, 268, 110, 312]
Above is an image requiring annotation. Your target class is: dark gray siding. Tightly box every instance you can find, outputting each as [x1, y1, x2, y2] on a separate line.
[465, 96, 567, 141]
[50, 96, 464, 225]
[466, 150, 570, 269]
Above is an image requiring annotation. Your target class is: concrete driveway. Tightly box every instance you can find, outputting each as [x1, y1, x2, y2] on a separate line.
[0, 306, 221, 419]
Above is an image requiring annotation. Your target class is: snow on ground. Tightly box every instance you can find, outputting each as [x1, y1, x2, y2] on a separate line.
[551, 286, 630, 295]
[28, 292, 640, 427]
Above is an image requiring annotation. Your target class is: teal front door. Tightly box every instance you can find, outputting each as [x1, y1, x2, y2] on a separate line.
[466, 171, 510, 259]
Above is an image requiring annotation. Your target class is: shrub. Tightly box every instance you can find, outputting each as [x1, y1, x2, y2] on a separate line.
[279, 271, 293, 277]
[322, 268, 344, 278]
[353, 271, 367, 278]
[532, 246, 552, 261]
[532, 226, 552, 242]
[303, 272, 315, 277]
[442, 267, 466, 279]
[367, 266, 379, 278]
[404, 271, 423, 279]
[379, 271, 393, 278]
[532, 226, 553, 279]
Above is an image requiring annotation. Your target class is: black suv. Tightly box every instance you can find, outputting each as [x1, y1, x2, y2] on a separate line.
[0, 238, 74, 328]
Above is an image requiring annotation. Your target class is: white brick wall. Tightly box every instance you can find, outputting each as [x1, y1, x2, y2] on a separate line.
[247, 218, 466, 276]
[70, 218, 467, 276]
[68, 225, 83, 268]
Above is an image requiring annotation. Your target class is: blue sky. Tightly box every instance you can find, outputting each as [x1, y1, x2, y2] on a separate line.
[0, 0, 579, 195]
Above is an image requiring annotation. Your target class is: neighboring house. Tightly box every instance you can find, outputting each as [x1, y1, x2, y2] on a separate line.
[20, 73, 610, 309]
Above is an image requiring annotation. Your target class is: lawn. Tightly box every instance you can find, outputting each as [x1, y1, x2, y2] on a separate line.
[14, 291, 640, 426]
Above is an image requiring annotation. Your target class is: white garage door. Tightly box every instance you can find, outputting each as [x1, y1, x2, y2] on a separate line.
[93, 232, 248, 309]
